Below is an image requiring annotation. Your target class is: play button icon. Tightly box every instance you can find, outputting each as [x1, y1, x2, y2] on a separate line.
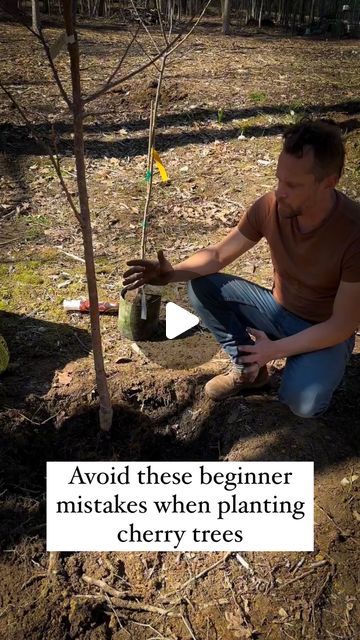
[127, 293, 220, 370]
[165, 302, 199, 339]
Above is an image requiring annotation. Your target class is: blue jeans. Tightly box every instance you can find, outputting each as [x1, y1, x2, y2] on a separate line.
[187, 274, 355, 418]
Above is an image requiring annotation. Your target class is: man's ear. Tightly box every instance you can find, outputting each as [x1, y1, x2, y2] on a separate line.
[322, 173, 339, 190]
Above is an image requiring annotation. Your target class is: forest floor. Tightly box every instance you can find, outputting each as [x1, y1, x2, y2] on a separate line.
[0, 14, 360, 640]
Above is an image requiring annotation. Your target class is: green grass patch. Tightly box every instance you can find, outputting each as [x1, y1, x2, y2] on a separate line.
[14, 261, 43, 286]
[249, 91, 267, 105]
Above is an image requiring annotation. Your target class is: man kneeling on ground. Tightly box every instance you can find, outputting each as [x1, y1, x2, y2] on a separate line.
[122, 120, 360, 418]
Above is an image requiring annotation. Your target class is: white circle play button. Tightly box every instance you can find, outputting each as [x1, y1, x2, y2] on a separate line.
[127, 293, 220, 370]
[165, 302, 199, 339]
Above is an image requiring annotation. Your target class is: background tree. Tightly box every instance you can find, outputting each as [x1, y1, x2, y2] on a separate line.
[222, 0, 231, 33]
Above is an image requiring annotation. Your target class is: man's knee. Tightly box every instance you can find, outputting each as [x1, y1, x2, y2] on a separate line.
[279, 384, 330, 419]
[187, 276, 214, 306]
[287, 402, 327, 419]
[187, 278, 199, 298]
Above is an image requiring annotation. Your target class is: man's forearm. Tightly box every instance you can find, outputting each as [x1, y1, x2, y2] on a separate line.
[271, 318, 355, 360]
[168, 247, 221, 283]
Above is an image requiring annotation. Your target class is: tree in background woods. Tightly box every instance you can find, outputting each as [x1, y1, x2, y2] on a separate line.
[18, 0, 360, 29]
[31, 0, 40, 32]
[222, 0, 231, 32]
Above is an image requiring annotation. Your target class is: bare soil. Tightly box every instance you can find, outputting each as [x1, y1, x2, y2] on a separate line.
[0, 15, 359, 640]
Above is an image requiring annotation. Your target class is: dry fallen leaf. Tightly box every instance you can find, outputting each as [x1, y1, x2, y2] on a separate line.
[341, 474, 359, 487]
[225, 611, 254, 638]
[58, 369, 73, 385]
[115, 356, 132, 364]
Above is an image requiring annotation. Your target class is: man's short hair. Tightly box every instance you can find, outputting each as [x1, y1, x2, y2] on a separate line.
[283, 119, 345, 181]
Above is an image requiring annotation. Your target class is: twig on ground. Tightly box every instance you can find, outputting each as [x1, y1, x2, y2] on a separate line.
[291, 556, 305, 574]
[104, 592, 126, 633]
[315, 501, 359, 545]
[235, 553, 253, 573]
[310, 571, 332, 628]
[181, 612, 198, 640]
[309, 560, 329, 569]
[72, 332, 91, 353]
[12, 410, 61, 426]
[21, 573, 47, 590]
[74, 594, 179, 616]
[82, 574, 129, 598]
[1, 208, 18, 220]
[164, 552, 232, 599]
[277, 562, 329, 589]
[130, 620, 170, 639]
[48, 551, 60, 577]
[0, 237, 22, 246]
[56, 247, 85, 263]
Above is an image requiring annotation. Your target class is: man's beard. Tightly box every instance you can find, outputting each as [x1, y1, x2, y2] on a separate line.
[277, 201, 302, 219]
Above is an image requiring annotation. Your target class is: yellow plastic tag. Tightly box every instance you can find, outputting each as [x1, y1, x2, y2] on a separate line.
[152, 149, 169, 182]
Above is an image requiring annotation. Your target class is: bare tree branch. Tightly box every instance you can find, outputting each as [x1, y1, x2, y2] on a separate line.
[129, 0, 161, 53]
[0, 1, 72, 109]
[156, 0, 169, 46]
[103, 23, 142, 90]
[165, 0, 212, 57]
[84, 0, 212, 104]
[126, 24, 161, 73]
[37, 27, 73, 110]
[0, 78, 81, 224]
[83, 36, 177, 104]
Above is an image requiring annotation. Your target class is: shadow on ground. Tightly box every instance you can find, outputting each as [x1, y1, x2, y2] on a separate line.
[0, 311, 91, 406]
[0, 101, 358, 159]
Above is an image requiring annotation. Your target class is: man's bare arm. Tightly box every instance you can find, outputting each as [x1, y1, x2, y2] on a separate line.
[271, 280, 360, 358]
[123, 227, 257, 289]
[169, 227, 257, 282]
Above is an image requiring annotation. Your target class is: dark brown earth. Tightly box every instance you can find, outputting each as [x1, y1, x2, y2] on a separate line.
[0, 14, 359, 640]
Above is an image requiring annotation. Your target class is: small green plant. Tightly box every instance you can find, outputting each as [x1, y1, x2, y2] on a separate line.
[283, 108, 306, 126]
[290, 99, 305, 112]
[217, 107, 225, 124]
[249, 91, 267, 105]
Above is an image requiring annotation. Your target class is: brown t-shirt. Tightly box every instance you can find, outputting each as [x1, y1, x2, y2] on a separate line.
[237, 190, 360, 322]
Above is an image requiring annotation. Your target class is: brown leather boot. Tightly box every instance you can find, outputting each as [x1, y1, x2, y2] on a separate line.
[204, 365, 269, 401]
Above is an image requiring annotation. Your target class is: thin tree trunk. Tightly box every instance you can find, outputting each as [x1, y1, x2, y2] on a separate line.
[258, 0, 264, 27]
[299, 0, 305, 22]
[222, 0, 231, 33]
[291, 0, 299, 32]
[32, 0, 40, 33]
[62, 0, 113, 432]
[309, 0, 315, 24]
